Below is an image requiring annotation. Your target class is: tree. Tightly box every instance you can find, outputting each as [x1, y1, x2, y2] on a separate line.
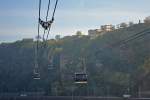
[76, 31, 82, 36]
[120, 22, 128, 28]
[129, 22, 134, 26]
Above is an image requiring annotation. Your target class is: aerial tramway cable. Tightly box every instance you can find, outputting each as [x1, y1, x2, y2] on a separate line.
[46, 0, 59, 41]
[112, 27, 150, 47]
[98, 27, 150, 51]
[43, 0, 51, 41]
[33, 0, 42, 80]
[38, 0, 59, 41]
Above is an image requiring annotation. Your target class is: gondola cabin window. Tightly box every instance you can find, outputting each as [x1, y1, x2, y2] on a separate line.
[33, 73, 41, 80]
[74, 73, 87, 84]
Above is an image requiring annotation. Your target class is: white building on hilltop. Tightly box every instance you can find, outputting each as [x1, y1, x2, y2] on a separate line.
[88, 24, 115, 39]
[88, 29, 102, 39]
[101, 24, 115, 32]
[144, 16, 150, 23]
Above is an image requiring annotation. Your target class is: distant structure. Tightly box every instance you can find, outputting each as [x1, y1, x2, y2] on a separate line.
[88, 24, 115, 39]
[88, 29, 102, 39]
[22, 38, 34, 42]
[101, 24, 115, 32]
[144, 16, 150, 23]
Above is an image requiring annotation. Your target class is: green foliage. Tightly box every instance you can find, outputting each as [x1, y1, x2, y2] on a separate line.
[0, 23, 150, 96]
[76, 31, 83, 36]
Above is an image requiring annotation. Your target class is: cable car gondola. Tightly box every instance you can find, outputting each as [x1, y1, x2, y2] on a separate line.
[74, 58, 88, 84]
[74, 72, 87, 84]
[33, 68, 41, 80]
[33, 73, 41, 80]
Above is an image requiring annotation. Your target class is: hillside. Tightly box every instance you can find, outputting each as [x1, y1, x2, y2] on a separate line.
[0, 23, 150, 96]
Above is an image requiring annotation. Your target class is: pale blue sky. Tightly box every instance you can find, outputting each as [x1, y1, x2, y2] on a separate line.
[0, 0, 150, 42]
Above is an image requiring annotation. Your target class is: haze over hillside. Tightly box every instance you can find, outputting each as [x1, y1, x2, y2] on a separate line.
[0, 22, 150, 97]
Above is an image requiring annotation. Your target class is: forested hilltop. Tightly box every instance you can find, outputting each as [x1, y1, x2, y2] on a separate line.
[0, 23, 150, 97]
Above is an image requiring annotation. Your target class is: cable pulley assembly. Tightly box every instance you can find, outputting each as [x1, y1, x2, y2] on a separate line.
[39, 18, 54, 30]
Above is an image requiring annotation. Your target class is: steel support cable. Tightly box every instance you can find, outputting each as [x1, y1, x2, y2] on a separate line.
[120, 32, 150, 46]
[95, 31, 150, 61]
[43, 0, 51, 41]
[46, 24, 52, 41]
[111, 27, 150, 48]
[52, 0, 59, 19]
[42, 25, 52, 47]
[45, 0, 51, 23]
[110, 31, 150, 49]
[37, 0, 42, 47]
[95, 27, 150, 54]
[46, 0, 59, 41]
[34, 0, 42, 73]
[82, 58, 87, 73]
[120, 29, 150, 44]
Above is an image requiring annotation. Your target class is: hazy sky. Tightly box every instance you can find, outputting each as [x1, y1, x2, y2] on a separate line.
[0, 0, 150, 42]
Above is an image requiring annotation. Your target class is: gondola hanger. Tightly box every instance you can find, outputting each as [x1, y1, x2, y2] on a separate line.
[33, 0, 59, 80]
[38, 0, 59, 41]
